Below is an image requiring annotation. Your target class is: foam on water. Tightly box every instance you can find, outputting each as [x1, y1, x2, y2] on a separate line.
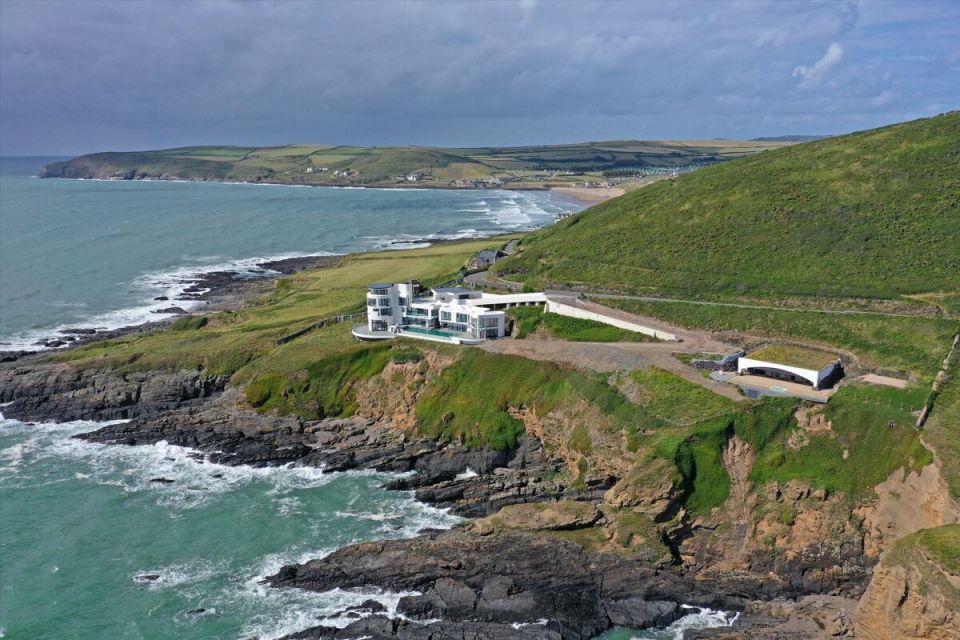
[598, 605, 740, 640]
[1, 178, 579, 352]
[0, 412, 462, 638]
[0, 250, 335, 352]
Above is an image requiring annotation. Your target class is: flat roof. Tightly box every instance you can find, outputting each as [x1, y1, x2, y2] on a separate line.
[747, 345, 837, 370]
[367, 283, 393, 289]
[432, 287, 472, 294]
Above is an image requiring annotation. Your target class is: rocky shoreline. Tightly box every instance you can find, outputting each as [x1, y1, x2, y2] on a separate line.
[0, 372, 738, 639]
[0, 253, 343, 361]
[0, 354, 877, 639]
[0, 242, 900, 640]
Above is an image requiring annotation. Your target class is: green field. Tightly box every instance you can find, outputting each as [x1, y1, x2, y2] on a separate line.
[39, 138, 793, 188]
[496, 112, 960, 300]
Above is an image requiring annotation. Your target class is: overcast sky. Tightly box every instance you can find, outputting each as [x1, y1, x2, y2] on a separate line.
[1, 0, 958, 155]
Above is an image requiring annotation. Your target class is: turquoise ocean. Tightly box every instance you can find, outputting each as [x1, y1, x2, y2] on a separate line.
[0, 158, 734, 639]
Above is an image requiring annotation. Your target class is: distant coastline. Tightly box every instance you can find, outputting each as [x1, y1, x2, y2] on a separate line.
[37, 173, 624, 206]
[36, 138, 792, 205]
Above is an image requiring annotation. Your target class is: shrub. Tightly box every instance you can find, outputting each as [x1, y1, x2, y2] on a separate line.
[171, 315, 208, 331]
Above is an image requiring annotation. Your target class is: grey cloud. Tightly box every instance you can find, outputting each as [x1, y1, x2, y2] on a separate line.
[0, 0, 957, 154]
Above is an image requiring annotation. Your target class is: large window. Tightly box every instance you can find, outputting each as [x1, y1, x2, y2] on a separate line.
[456, 313, 469, 324]
[440, 311, 451, 321]
[369, 288, 389, 296]
[371, 320, 388, 331]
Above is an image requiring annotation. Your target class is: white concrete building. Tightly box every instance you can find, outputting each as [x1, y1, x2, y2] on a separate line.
[354, 284, 681, 345]
[737, 346, 843, 390]
[355, 282, 545, 344]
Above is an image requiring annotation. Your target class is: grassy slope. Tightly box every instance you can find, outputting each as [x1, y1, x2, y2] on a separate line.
[507, 306, 654, 342]
[924, 363, 960, 499]
[888, 524, 960, 582]
[41, 139, 791, 187]
[53, 238, 517, 376]
[498, 112, 960, 299]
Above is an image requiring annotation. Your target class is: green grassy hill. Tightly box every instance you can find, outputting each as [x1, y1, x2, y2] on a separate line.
[497, 112, 960, 300]
[38, 139, 791, 188]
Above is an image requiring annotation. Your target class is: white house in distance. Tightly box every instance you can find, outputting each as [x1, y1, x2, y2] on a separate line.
[353, 281, 547, 344]
[737, 345, 843, 390]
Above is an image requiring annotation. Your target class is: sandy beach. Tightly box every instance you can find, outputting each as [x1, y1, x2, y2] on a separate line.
[551, 185, 626, 205]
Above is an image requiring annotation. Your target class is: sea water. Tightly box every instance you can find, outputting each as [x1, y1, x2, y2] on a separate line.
[0, 413, 459, 638]
[0, 157, 578, 350]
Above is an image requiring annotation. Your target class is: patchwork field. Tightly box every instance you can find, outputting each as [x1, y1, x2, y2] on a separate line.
[39, 138, 795, 188]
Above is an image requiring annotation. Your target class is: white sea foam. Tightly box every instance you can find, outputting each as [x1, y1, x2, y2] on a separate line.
[0, 250, 337, 353]
[0, 439, 36, 473]
[132, 560, 219, 591]
[0, 412, 462, 640]
[454, 467, 478, 480]
[223, 545, 427, 639]
[627, 606, 738, 640]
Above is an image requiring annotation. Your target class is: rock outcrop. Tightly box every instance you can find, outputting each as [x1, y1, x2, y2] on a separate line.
[0, 362, 227, 422]
[267, 528, 740, 640]
[855, 525, 960, 640]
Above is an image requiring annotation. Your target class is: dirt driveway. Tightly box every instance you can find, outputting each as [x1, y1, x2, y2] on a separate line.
[480, 338, 746, 402]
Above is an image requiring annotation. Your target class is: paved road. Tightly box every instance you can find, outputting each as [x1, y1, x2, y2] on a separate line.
[464, 269, 523, 290]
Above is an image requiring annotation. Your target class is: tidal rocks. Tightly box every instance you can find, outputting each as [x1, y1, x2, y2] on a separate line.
[267, 528, 733, 640]
[73, 399, 603, 517]
[0, 363, 228, 422]
[282, 616, 562, 640]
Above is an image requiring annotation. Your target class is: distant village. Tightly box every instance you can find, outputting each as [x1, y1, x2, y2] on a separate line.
[297, 162, 708, 190]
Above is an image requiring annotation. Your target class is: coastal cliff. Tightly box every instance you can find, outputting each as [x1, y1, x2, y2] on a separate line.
[4, 339, 958, 639]
[856, 525, 960, 640]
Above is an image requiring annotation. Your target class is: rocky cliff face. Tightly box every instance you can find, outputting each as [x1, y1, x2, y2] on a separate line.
[855, 525, 960, 640]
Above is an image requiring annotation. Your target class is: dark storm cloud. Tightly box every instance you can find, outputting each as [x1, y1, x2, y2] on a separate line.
[1, 0, 957, 154]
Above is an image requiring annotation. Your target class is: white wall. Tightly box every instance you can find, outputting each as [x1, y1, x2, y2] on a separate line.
[468, 292, 548, 307]
[736, 357, 821, 388]
[545, 299, 678, 341]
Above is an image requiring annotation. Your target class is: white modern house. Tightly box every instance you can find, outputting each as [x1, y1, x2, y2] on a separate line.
[737, 345, 843, 390]
[354, 282, 546, 344]
[353, 283, 681, 345]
